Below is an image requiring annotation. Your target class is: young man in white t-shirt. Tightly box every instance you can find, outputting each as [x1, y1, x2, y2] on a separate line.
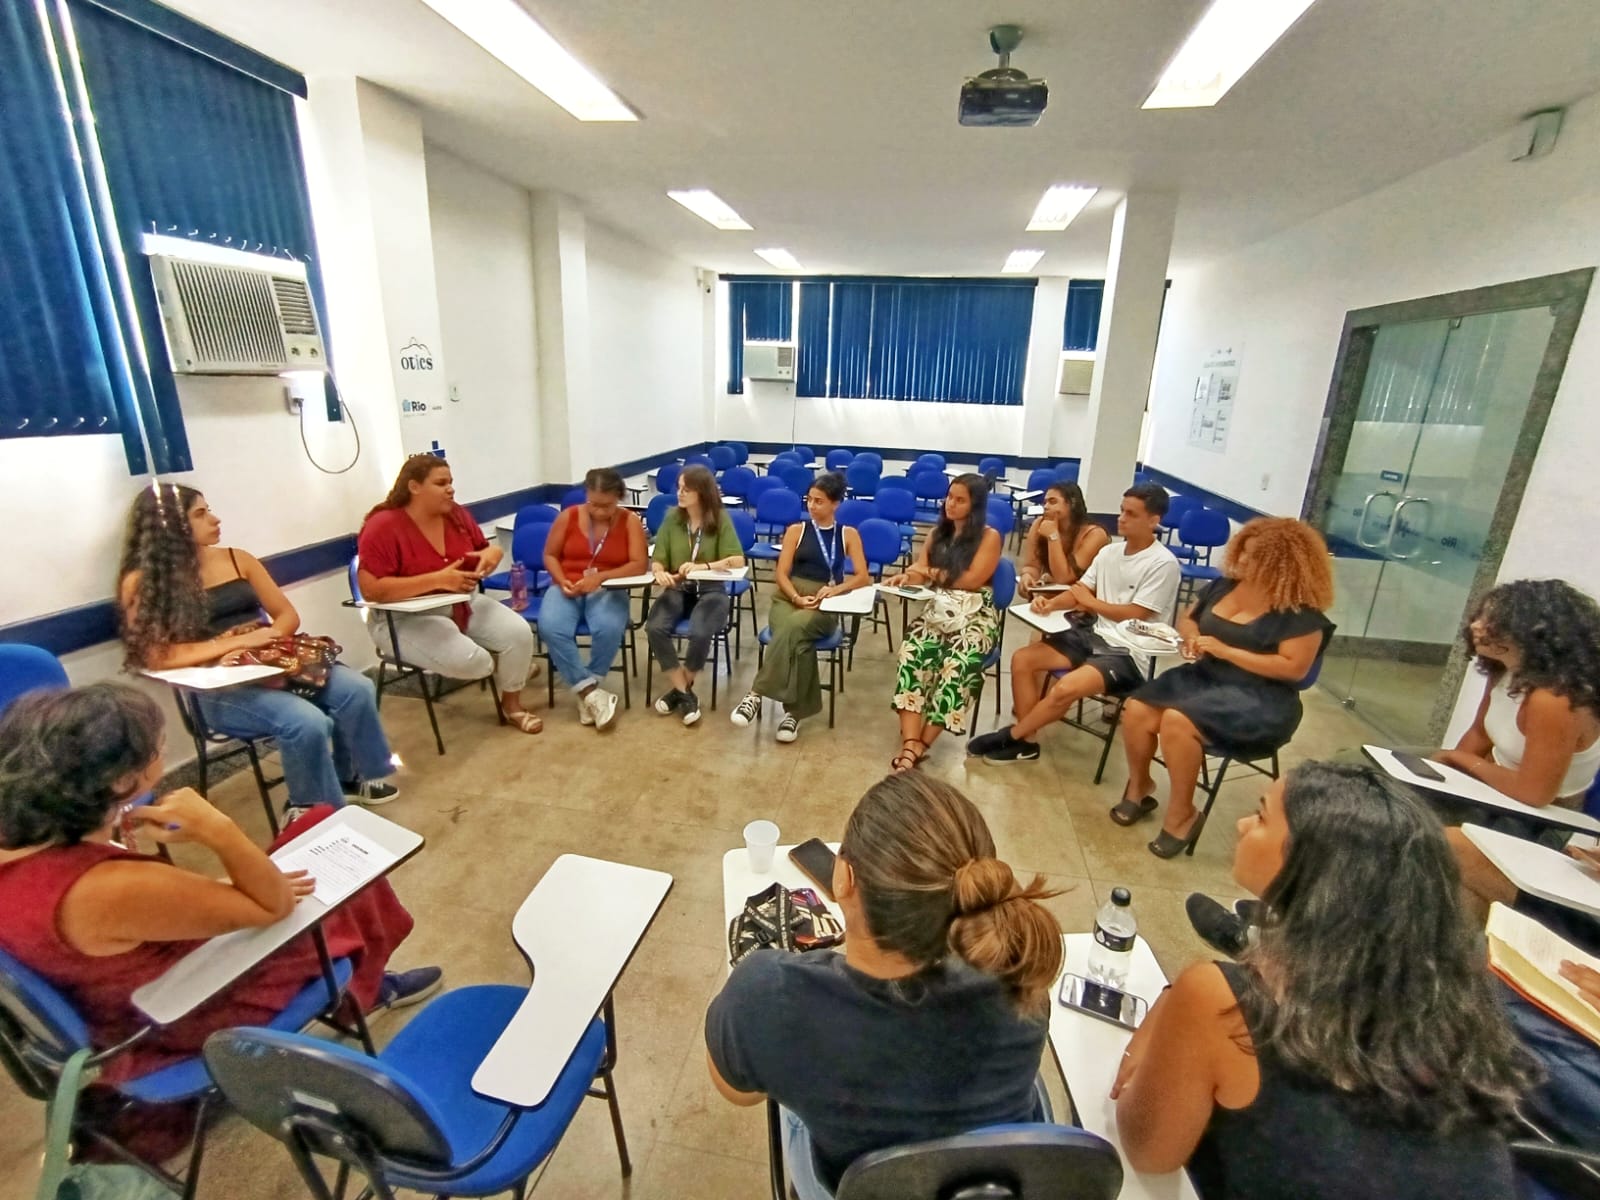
[969, 485, 1180, 762]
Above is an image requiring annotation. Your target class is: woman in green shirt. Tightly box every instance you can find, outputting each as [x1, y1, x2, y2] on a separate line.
[647, 465, 747, 725]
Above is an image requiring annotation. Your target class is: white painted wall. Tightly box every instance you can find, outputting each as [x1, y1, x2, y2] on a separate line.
[425, 145, 541, 496]
[584, 221, 706, 469]
[1143, 89, 1600, 737]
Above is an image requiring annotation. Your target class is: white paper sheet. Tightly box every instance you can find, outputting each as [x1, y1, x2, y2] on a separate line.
[272, 825, 398, 906]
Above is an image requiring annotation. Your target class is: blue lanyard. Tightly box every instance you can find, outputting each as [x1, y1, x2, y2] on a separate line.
[810, 519, 841, 582]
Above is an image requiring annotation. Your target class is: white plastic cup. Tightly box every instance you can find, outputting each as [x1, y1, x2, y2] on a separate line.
[744, 819, 780, 873]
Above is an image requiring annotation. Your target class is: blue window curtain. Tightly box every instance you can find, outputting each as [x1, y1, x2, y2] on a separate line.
[724, 278, 793, 394]
[803, 278, 1035, 406]
[1063, 279, 1103, 352]
[66, 0, 330, 471]
[0, 0, 146, 470]
[795, 281, 831, 397]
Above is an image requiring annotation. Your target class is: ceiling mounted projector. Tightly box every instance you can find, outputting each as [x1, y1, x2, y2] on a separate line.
[959, 24, 1048, 127]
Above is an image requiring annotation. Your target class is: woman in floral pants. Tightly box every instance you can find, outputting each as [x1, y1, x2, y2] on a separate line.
[884, 474, 1004, 771]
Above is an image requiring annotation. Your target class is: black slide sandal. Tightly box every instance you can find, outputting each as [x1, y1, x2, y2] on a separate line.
[1109, 795, 1158, 826]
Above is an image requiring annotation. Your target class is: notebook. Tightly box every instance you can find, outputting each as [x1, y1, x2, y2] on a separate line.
[1486, 901, 1600, 1046]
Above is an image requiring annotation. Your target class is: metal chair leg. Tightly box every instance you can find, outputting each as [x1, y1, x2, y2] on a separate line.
[1186, 756, 1232, 857]
[179, 1093, 211, 1200]
[246, 744, 280, 837]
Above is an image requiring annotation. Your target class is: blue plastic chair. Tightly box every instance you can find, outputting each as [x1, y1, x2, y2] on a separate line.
[846, 463, 881, 498]
[965, 558, 1017, 731]
[727, 441, 750, 465]
[748, 490, 802, 576]
[852, 451, 883, 471]
[1163, 495, 1199, 548]
[743, 474, 783, 505]
[912, 470, 949, 521]
[654, 463, 681, 495]
[1025, 467, 1056, 493]
[204, 984, 629, 1200]
[836, 499, 876, 530]
[645, 494, 673, 535]
[767, 453, 802, 475]
[1, 943, 363, 1200]
[985, 498, 1016, 538]
[684, 453, 715, 470]
[792, 445, 815, 464]
[825, 448, 854, 471]
[1175, 508, 1232, 608]
[779, 466, 815, 496]
[874, 488, 918, 554]
[978, 456, 1006, 480]
[757, 621, 848, 727]
[710, 445, 738, 471]
[0, 644, 68, 718]
[513, 503, 559, 529]
[561, 485, 587, 509]
[857, 517, 905, 652]
[719, 466, 758, 503]
[916, 453, 946, 472]
[876, 474, 915, 495]
[482, 522, 552, 593]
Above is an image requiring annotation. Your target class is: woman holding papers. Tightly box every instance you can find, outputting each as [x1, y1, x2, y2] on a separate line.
[1016, 480, 1107, 597]
[646, 466, 746, 726]
[0, 685, 436, 1091]
[730, 472, 870, 744]
[1437, 579, 1600, 915]
[119, 482, 400, 811]
[884, 473, 1004, 771]
[1115, 761, 1531, 1198]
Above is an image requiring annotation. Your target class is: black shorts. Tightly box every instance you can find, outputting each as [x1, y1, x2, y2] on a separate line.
[1042, 627, 1144, 696]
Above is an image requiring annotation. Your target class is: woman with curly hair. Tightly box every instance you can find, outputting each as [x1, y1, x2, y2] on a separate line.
[1114, 762, 1530, 1197]
[1436, 579, 1600, 915]
[1117, 517, 1334, 857]
[118, 484, 398, 812]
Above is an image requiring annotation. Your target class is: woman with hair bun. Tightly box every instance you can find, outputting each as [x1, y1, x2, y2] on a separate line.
[704, 773, 1062, 1198]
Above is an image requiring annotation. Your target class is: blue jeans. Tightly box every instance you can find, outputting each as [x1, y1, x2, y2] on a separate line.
[538, 587, 630, 692]
[1500, 982, 1600, 1143]
[195, 664, 394, 809]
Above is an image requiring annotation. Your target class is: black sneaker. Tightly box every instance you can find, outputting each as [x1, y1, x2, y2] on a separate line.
[1234, 899, 1265, 927]
[654, 688, 684, 716]
[342, 780, 399, 806]
[967, 728, 1012, 757]
[371, 965, 443, 1016]
[679, 691, 702, 727]
[1185, 894, 1250, 958]
[984, 738, 1040, 763]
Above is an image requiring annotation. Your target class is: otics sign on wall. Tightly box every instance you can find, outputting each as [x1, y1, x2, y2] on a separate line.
[397, 338, 439, 418]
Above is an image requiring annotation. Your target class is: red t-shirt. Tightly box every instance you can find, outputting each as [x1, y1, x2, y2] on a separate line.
[357, 504, 488, 631]
[554, 507, 639, 579]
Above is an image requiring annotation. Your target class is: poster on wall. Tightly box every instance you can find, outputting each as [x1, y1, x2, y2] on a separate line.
[394, 336, 448, 453]
[1188, 346, 1240, 453]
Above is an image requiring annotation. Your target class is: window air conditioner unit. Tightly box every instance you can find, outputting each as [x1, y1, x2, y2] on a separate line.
[744, 341, 795, 382]
[1058, 357, 1095, 396]
[148, 253, 328, 375]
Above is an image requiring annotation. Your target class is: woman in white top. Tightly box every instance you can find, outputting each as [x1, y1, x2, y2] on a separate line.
[1439, 579, 1600, 919]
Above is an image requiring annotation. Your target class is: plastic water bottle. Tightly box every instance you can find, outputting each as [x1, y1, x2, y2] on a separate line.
[509, 562, 529, 612]
[1088, 887, 1137, 988]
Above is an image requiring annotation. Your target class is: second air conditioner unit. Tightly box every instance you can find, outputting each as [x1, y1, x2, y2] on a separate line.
[148, 252, 328, 375]
[744, 341, 796, 382]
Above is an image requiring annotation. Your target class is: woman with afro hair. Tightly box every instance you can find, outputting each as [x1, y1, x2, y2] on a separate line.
[1117, 517, 1335, 857]
[1439, 578, 1600, 915]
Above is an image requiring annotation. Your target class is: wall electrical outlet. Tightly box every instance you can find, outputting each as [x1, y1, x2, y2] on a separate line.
[284, 386, 302, 415]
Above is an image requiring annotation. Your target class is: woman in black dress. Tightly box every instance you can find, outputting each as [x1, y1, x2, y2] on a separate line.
[1119, 517, 1334, 857]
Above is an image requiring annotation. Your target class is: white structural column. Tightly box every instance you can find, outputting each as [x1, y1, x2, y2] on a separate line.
[1019, 278, 1070, 455]
[530, 192, 591, 484]
[302, 78, 450, 463]
[1079, 193, 1177, 514]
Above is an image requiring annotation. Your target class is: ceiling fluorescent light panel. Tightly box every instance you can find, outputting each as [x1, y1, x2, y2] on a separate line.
[1144, 0, 1319, 109]
[417, 0, 636, 121]
[667, 190, 752, 231]
[754, 248, 802, 270]
[1026, 185, 1097, 231]
[1003, 249, 1045, 273]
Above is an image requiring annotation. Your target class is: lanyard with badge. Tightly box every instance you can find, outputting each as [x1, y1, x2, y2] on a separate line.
[811, 519, 841, 583]
[584, 513, 616, 577]
[684, 524, 704, 591]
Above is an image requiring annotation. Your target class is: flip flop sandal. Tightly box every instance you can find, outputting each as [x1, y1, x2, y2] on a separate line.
[1147, 828, 1194, 859]
[891, 738, 926, 773]
[508, 711, 543, 735]
[1109, 795, 1158, 826]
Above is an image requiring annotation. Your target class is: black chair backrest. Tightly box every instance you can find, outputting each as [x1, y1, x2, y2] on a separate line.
[836, 1125, 1124, 1200]
[204, 1028, 453, 1168]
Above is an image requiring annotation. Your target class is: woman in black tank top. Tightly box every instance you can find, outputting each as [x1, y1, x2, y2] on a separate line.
[117, 484, 399, 812]
[1113, 761, 1533, 1200]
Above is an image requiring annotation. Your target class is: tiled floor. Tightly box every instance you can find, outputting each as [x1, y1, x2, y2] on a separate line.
[0, 589, 1376, 1200]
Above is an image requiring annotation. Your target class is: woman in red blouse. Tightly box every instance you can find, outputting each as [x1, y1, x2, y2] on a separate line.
[357, 455, 541, 733]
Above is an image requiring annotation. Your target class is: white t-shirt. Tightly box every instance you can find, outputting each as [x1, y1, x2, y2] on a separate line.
[1079, 539, 1182, 672]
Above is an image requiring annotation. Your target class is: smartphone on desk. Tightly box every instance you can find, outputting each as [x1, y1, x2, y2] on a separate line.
[788, 838, 838, 901]
[1058, 973, 1148, 1031]
[1393, 750, 1445, 782]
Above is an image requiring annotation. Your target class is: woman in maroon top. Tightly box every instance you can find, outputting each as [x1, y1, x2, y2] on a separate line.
[538, 468, 649, 729]
[0, 684, 435, 1089]
[357, 455, 541, 733]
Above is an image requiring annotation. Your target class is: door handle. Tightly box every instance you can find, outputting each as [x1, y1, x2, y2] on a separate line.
[1387, 496, 1433, 561]
[1357, 490, 1397, 549]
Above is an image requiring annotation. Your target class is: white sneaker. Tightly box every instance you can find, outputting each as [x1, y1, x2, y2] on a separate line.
[585, 687, 619, 730]
[730, 693, 761, 728]
[577, 693, 595, 726]
[776, 714, 800, 743]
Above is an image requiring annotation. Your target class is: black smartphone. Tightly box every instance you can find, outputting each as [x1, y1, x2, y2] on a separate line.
[1058, 973, 1148, 1030]
[788, 838, 838, 901]
[1394, 750, 1445, 782]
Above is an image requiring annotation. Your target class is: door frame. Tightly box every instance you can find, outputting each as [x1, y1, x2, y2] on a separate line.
[1300, 267, 1594, 741]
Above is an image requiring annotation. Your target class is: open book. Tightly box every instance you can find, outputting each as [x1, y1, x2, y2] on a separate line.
[1487, 901, 1600, 1046]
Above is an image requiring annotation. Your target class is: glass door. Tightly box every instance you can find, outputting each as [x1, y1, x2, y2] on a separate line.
[1316, 305, 1555, 743]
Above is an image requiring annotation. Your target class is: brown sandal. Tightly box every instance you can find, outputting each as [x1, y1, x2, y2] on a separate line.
[508, 711, 543, 735]
[891, 737, 927, 773]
